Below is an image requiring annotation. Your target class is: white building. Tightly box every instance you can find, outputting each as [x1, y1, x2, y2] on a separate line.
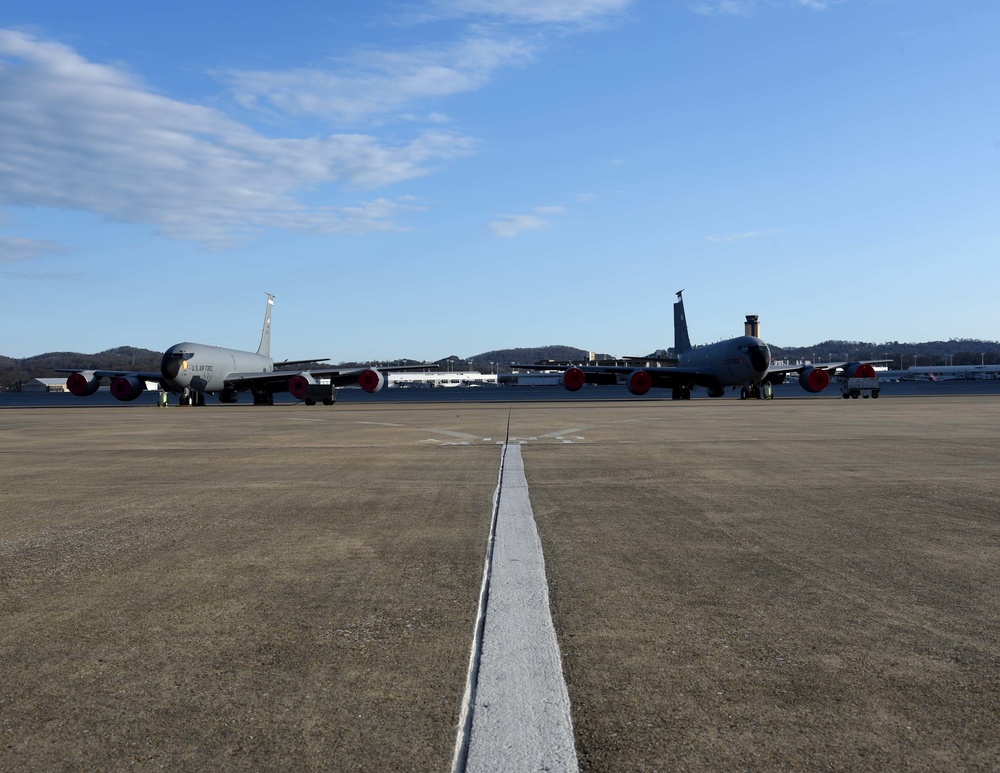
[388, 371, 499, 388]
[22, 378, 69, 392]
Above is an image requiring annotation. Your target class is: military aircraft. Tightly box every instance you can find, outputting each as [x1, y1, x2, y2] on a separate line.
[56, 294, 434, 406]
[518, 291, 886, 400]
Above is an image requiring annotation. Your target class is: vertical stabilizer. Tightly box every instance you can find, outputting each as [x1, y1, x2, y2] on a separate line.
[673, 290, 692, 354]
[258, 293, 274, 357]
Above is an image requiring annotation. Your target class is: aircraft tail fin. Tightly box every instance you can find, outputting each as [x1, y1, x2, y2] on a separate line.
[673, 290, 692, 354]
[258, 293, 274, 357]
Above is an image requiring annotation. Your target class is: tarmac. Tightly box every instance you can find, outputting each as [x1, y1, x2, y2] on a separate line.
[2, 395, 999, 771]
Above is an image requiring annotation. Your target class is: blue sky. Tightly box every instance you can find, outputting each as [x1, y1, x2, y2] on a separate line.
[1, 1, 997, 361]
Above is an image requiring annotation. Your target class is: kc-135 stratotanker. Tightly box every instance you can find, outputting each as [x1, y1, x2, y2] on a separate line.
[516, 291, 888, 400]
[56, 294, 434, 406]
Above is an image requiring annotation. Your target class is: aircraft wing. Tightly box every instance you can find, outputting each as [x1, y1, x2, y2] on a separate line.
[513, 363, 710, 389]
[225, 363, 437, 392]
[570, 364, 710, 389]
[764, 359, 892, 378]
[54, 368, 164, 381]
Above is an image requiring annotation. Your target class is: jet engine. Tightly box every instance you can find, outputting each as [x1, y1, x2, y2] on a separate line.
[843, 362, 876, 379]
[357, 369, 385, 393]
[288, 373, 316, 400]
[109, 375, 146, 401]
[626, 369, 653, 396]
[798, 367, 831, 393]
[66, 371, 101, 397]
[562, 367, 585, 391]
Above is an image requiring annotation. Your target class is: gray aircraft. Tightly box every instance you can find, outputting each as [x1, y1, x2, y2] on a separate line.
[57, 294, 433, 406]
[532, 291, 885, 400]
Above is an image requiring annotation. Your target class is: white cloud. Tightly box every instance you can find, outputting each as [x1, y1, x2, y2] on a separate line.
[0, 30, 476, 247]
[223, 36, 537, 125]
[689, 0, 755, 16]
[488, 204, 566, 237]
[488, 214, 550, 237]
[430, 0, 632, 24]
[0, 236, 67, 264]
[223, 1, 634, 126]
[689, 0, 837, 15]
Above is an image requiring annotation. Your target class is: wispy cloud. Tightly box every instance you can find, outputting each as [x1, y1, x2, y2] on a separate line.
[704, 228, 779, 242]
[0, 30, 475, 247]
[488, 204, 566, 237]
[222, 36, 538, 126]
[689, 0, 837, 15]
[0, 236, 68, 264]
[429, 0, 632, 25]
[3, 269, 86, 281]
[222, 1, 634, 127]
[689, 0, 755, 16]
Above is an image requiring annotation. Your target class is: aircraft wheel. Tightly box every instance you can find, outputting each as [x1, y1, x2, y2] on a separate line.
[863, 393, 870, 398]
[872, 391, 880, 399]
[851, 391, 860, 399]
[842, 392, 850, 399]
[740, 387, 748, 400]
[323, 398, 334, 406]
[304, 398, 316, 406]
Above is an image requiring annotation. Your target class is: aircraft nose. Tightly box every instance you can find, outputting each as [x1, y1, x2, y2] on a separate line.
[749, 345, 769, 373]
[160, 347, 190, 380]
[161, 353, 178, 380]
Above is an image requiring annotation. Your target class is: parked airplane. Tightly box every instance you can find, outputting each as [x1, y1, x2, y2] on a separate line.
[519, 291, 886, 400]
[56, 294, 434, 406]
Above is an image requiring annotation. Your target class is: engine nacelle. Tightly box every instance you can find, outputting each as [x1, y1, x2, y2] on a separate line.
[843, 362, 876, 379]
[66, 371, 101, 397]
[798, 367, 831, 393]
[288, 373, 316, 400]
[357, 369, 385, 393]
[562, 366, 586, 391]
[626, 369, 653, 396]
[109, 375, 146, 401]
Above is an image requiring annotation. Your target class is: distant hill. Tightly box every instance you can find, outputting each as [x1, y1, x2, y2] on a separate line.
[4, 339, 1000, 388]
[460, 346, 600, 373]
[1, 347, 163, 389]
[768, 339, 1000, 368]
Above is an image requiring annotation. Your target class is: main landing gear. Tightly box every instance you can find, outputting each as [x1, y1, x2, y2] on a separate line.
[179, 390, 206, 406]
[252, 391, 274, 406]
[740, 384, 773, 400]
[671, 387, 692, 400]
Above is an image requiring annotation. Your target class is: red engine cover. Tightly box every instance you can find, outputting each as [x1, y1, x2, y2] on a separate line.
[626, 370, 653, 396]
[799, 367, 831, 393]
[562, 367, 585, 391]
[288, 374, 312, 399]
[844, 362, 876, 379]
[357, 369, 385, 393]
[109, 376, 145, 401]
[67, 371, 100, 397]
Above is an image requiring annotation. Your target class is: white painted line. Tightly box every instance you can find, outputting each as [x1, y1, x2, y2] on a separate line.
[453, 444, 578, 773]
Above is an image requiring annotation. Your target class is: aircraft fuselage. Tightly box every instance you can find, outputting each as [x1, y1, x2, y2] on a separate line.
[160, 342, 273, 393]
[677, 335, 771, 388]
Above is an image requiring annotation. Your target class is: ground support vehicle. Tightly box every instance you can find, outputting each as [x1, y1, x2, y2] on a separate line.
[841, 377, 880, 399]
